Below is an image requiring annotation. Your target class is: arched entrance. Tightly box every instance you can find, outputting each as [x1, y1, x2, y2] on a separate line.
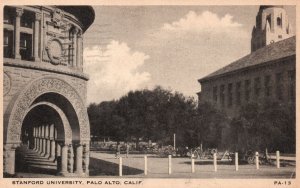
[3, 77, 90, 177]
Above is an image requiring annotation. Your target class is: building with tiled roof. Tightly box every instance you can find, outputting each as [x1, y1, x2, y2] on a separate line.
[198, 6, 295, 118]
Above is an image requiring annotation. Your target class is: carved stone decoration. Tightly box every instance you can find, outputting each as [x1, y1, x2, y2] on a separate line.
[5, 77, 90, 144]
[46, 38, 64, 65]
[35, 12, 42, 21]
[15, 8, 24, 17]
[51, 8, 64, 28]
[4, 72, 11, 96]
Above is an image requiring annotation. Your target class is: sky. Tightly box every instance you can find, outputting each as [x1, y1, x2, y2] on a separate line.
[83, 6, 296, 104]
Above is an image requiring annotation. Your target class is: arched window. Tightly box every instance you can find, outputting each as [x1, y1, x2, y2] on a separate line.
[277, 17, 282, 26]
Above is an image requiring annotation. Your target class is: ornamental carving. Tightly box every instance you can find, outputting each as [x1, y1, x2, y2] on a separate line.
[46, 38, 65, 65]
[51, 8, 65, 28]
[35, 12, 42, 21]
[6, 77, 90, 143]
[4, 72, 11, 96]
[15, 8, 24, 17]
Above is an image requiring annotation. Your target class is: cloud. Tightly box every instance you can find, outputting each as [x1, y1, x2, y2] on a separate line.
[84, 40, 151, 103]
[162, 11, 242, 33]
[138, 10, 250, 99]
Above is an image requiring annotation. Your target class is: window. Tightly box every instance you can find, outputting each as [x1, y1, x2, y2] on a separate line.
[245, 80, 251, 102]
[4, 29, 14, 58]
[4, 6, 14, 25]
[236, 82, 241, 105]
[254, 77, 261, 98]
[20, 10, 34, 28]
[20, 33, 32, 60]
[276, 73, 283, 100]
[220, 85, 225, 107]
[213, 86, 218, 102]
[264, 75, 272, 97]
[19, 10, 34, 61]
[277, 17, 282, 26]
[3, 7, 35, 61]
[4, 7, 14, 59]
[228, 83, 233, 107]
[288, 70, 295, 102]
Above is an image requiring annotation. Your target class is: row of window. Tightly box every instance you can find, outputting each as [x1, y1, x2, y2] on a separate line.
[4, 7, 35, 61]
[3, 6, 78, 66]
[212, 71, 295, 108]
[4, 7, 35, 28]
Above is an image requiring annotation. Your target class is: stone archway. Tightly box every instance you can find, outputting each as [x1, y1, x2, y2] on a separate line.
[3, 77, 90, 176]
[25, 102, 73, 143]
[17, 102, 73, 175]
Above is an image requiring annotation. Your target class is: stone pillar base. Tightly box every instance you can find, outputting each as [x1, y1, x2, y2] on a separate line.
[74, 170, 84, 176]
[49, 156, 55, 161]
[84, 171, 89, 177]
[15, 54, 21, 59]
[56, 171, 70, 177]
[33, 57, 40, 62]
[3, 144, 19, 176]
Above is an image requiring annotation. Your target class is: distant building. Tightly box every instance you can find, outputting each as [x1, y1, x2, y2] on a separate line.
[198, 6, 295, 119]
[251, 6, 293, 52]
[3, 6, 94, 176]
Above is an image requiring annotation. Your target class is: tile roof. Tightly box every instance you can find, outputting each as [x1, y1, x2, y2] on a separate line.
[199, 36, 296, 82]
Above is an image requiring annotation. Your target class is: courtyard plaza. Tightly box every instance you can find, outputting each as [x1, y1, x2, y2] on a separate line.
[13, 146, 295, 178]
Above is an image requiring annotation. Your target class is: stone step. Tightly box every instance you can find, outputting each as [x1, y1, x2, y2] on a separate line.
[15, 145, 58, 175]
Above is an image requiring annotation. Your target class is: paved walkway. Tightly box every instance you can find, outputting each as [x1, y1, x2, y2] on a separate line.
[90, 152, 296, 178]
[10, 148, 296, 178]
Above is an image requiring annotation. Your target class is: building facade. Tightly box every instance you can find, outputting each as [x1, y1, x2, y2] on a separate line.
[3, 6, 94, 176]
[198, 6, 295, 119]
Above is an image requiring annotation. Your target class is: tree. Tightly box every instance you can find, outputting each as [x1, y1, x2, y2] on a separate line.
[229, 101, 295, 153]
[87, 86, 201, 148]
[186, 102, 227, 149]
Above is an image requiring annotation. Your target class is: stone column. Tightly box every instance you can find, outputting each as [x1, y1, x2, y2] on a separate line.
[33, 12, 41, 61]
[49, 124, 56, 160]
[33, 127, 36, 150]
[74, 144, 83, 175]
[55, 142, 62, 173]
[82, 143, 90, 175]
[58, 143, 69, 176]
[36, 127, 39, 152]
[45, 125, 51, 158]
[67, 144, 74, 173]
[38, 126, 43, 154]
[56, 142, 61, 161]
[37, 126, 41, 152]
[41, 125, 46, 155]
[14, 8, 23, 59]
[3, 144, 18, 175]
[54, 128, 60, 162]
[35, 127, 38, 151]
